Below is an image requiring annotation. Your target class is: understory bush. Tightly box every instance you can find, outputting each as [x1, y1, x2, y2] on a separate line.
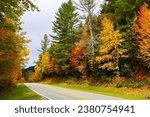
[116, 79, 148, 88]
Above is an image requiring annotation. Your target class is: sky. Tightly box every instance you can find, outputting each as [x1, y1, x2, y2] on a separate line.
[21, 0, 102, 68]
[21, 0, 69, 68]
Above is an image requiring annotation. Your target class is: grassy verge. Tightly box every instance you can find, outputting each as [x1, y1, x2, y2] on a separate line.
[0, 83, 42, 100]
[41, 81, 150, 100]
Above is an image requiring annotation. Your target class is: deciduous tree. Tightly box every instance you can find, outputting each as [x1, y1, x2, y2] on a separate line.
[134, 4, 150, 69]
[96, 17, 127, 76]
[0, 0, 37, 92]
[71, 25, 88, 76]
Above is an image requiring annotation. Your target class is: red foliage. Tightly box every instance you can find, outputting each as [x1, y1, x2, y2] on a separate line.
[47, 59, 55, 73]
[71, 46, 85, 67]
[134, 70, 145, 81]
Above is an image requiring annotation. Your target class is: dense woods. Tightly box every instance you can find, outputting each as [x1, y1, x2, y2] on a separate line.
[0, 0, 38, 93]
[31, 0, 150, 88]
[0, 0, 150, 95]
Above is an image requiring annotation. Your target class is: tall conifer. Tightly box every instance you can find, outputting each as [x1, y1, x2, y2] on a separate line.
[51, 0, 79, 74]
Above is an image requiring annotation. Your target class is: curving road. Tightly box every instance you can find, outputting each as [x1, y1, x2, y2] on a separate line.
[25, 83, 124, 100]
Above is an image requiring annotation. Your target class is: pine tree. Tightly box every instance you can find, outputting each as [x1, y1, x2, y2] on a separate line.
[96, 17, 126, 76]
[101, 0, 150, 28]
[51, 0, 79, 74]
[38, 34, 50, 55]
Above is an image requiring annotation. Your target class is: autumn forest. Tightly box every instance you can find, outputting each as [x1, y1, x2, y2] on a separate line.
[0, 0, 150, 99]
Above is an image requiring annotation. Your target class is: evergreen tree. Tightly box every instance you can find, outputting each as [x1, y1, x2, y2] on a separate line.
[101, 0, 150, 78]
[38, 34, 50, 54]
[51, 0, 79, 74]
[101, 0, 150, 28]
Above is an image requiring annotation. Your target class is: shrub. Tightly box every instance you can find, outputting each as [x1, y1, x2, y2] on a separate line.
[28, 73, 40, 82]
[120, 62, 133, 77]
[0, 76, 16, 94]
[17, 77, 26, 83]
[116, 79, 148, 88]
[112, 77, 126, 85]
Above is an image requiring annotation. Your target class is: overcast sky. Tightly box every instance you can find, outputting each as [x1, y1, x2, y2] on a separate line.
[21, 0, 102, 68]
[21, 0, 69, 68]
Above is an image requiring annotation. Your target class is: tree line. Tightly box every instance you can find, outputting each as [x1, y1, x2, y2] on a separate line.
[0, 0, 38, 93]
[1, 0, 150, 91]
[30, 0, 150, 87]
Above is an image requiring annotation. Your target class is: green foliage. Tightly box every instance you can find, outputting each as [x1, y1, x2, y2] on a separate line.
[48, 83, 150, 100]
[116, 79, 148, 88]
[101, 1, 150, 80]
[38, 34, 50, 55]
[0, 84, 42, 100]
[120, 62, 133, 77]
[0, 27, 29, 92]
[101, 0, 150, 29]
[0, 0, 37, 92]
[99, 76, 112, 84]
[25, 70, 34, 81]
[0, 0, 39, 26]
[33, 0, 150, 89]
[50, 0, 79, 74]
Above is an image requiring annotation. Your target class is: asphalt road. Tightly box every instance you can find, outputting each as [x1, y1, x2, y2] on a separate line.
[25, 83, 124, 100]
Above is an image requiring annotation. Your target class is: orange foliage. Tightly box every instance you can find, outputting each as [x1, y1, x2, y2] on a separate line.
[70, 25, 89, 76]
[0, 26, 29, 91]
[47, 59, 55, 73]
[0, 53, 17, 62]
[134, 4, 150, 68]
[0, 28, 13, 59]
[70, 25, 88, 67]
[71, 46, 85, 66]
[0, 28, 20, 62]
[0, 51, 4, 56]
[135, 70, 145, 81]
[0, 28, 12, 41]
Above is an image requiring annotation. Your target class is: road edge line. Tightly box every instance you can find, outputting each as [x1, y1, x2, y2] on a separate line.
[24, 83, 52, 100]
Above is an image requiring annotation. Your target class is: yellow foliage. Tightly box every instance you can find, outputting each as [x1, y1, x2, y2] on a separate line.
[0, 26, 29, 91]
[96, 17, 127, 71]
[77, 24, 89, 47]
[34, 51, 52, 78]
[28, 72, 40, 82]
[34, 64, 41, 73]
[41, 52, 50, 73]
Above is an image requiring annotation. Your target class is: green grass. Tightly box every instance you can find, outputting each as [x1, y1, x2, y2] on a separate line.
[43, 82, 150, 100]
[0, 84, 42, 100]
